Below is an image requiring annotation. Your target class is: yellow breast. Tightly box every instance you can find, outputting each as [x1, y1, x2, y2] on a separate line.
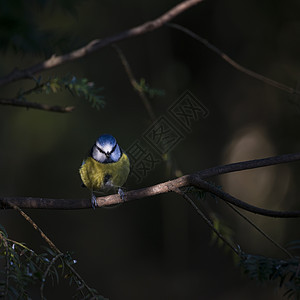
[79, 153, 130, 192]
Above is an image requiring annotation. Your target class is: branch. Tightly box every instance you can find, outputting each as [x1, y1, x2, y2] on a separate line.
[225, 202, 293, 258]
[40, 253, 64, 299]
[0, 232, 10, 298]
[167, 23, 300, 96]
[113, 45, 156, 122]
[0, 98, 75, 113]
[174, 187, 239, 254]
[0, 197, 90, 209]
[6, 201, 61, 253]
[188, 178, 300, 218]
[0, 0, 203, 87]
[197, 152, 300, 177]
[6, 201, 100, 298]
[1, 152, 300, 218]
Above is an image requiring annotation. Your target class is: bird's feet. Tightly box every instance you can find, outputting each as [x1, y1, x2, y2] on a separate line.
[118, 188, 126, 202]
[91, 192, 97, 209]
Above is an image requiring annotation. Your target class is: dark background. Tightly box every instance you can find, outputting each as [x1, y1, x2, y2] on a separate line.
[1, 0, 300, 299]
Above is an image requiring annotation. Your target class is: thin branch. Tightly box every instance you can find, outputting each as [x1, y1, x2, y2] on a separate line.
[167, 23, 300, 96]
[65, 261, 98, 298]
[0, 0, 203, 87]
[7, 201, 61, 253]
[174, 187, 239, 254]
[7, 201, 98, 298]
[113, 45, 156, 121]
[225, 202, 293, 258]
[0, 232, 10, 298]
[0, 98, 75, 113]
[1, 152, 300, 217]
[40, 253, 64, 299]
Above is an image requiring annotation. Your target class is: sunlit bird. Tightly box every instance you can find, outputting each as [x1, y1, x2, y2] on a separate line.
[79, 134, 130, 208]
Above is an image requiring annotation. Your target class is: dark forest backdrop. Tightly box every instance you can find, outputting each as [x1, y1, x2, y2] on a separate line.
[1, 0, 300, 299]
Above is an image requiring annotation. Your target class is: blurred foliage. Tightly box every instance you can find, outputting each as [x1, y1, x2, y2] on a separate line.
[0, 224, 106, 299]
[210, 213, 236, 252]
[178, 188, 300, 299]
[1, 213, 300, 299]
[1, 0, 300, 299]
[286, 241, 300, 253]
[0, 0, 105, 110]
[0, 0, 85, 55]
[18, 75, 105, 109]
[138, 78, 165, 98]
[240, 252, 300, 300]
[208, 214, 300, 299]
[184, 186, 300, 299]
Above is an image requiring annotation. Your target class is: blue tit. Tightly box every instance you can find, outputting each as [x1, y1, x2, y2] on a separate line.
[79, 134, 130, 208]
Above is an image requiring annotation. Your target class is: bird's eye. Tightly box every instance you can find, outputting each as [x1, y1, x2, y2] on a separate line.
[96, 143, 117, 156]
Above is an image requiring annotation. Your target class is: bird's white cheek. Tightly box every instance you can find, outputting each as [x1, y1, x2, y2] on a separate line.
[92, 148, 106, 163]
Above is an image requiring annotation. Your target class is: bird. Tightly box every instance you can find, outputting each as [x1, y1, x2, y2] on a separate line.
[79, 134, 130, 208]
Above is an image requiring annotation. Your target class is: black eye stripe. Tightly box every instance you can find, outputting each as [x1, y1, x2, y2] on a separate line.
[96, 144, 105, 154]
[96, 143, 117, 155]
[111, 143, 117, 154]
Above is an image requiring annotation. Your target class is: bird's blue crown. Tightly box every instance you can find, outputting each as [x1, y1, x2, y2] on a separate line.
[96, 134, 116, 148]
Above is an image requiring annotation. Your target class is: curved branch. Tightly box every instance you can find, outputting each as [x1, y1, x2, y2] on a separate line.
[1, 152, 300, 218]
[167, 23, 300, 96]
[197, 152, 300, 178]
[188, 177, 300, 218]
[0, 0, 203, 87]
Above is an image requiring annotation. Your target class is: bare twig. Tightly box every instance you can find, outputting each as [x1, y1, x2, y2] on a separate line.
[1, 153, 300, 218]
[167, 23, 300, 96]
[0, 98, 75, 113]
[64, 261, 97, 298]
[173, 187, 239, 254]
[6, 201, 98, 298]
[113, 45, 156, 121]
[0, 0, 203, 87]
[225, 202, 293, 258]
[40, 253, 64, 299]
[0, 232, 10, 298]
[7, 202, 60, 253]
